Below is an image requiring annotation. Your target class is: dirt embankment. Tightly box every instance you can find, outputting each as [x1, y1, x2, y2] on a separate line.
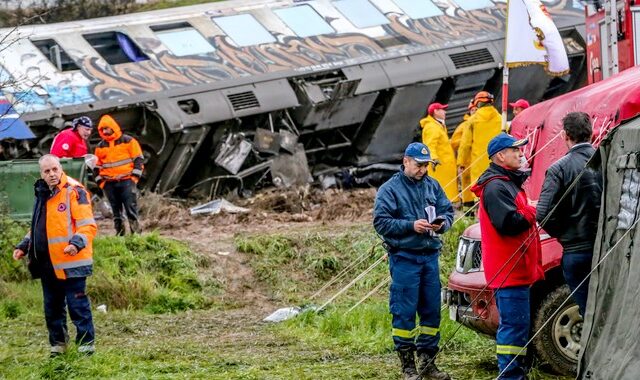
[137, 187, 376, 233]
[97, 187, 377, 310]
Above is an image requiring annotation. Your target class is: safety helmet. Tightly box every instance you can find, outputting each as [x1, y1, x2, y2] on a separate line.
[472, 91, 495, 107]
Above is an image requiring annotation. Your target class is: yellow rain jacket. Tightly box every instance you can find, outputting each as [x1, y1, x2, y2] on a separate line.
[451, 115, 474, 203]
[457, 105, 502, 188]
[420, 115, 458, 201]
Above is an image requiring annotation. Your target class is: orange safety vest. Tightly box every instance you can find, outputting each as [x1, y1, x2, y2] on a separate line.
[94, 115, 144, 187]
[46, 173, 97, 280]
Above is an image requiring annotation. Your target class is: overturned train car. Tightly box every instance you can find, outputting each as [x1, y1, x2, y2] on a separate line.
[0, 0, 587, 196]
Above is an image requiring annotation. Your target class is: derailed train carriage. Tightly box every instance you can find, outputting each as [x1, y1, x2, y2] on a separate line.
[0, 0, 587, 196]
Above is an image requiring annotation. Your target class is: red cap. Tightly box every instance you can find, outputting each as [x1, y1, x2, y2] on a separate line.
[428, 102, 448, 115]
[509, 99, 530, 109]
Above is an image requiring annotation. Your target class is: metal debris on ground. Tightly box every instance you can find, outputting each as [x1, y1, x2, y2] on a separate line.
[189, 199, 250, 216]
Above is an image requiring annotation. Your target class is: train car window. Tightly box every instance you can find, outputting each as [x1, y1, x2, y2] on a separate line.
[454, 0, 493, 10]
[332, 0, 389, 29]
[274, 5, 334, 38]
[83, 31, 149, 65]
[212, 14, 276, 47]
[391, 0, 443, 19]
[151, 23, 215, 56]
[31, 39, 80, 71]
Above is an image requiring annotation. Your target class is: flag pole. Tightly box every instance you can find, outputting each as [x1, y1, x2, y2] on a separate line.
[501, 0, 510, 132]
[501, 65, 509, 132]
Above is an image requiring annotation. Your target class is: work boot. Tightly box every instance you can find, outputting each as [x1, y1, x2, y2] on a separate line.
[114, 218, 125, 236]
[417, 351, 451, 380]
[397, 349, 420, 380]
[129, 219, 142, 234]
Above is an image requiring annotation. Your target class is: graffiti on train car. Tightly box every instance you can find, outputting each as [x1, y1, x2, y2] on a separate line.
[1, 0, 582, 112]
[384, 1, 580, 48]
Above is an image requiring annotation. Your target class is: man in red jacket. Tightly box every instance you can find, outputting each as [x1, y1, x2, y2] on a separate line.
[471, 133, 544, 380]
[50, 116, 93, 158]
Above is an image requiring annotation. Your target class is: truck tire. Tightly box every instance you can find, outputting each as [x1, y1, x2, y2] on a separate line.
[532, 285, 582, 376]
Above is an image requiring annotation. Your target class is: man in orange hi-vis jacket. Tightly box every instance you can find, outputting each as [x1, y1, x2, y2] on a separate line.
[94, 114, 144, 235]
[13, 154, 97, 357]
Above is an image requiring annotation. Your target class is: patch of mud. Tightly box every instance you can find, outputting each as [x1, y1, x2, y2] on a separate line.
[136, 187, 375, 230]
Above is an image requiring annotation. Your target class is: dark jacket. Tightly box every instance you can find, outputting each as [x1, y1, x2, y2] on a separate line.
[373, 169, 454, 252]
[471, 163, 543, 288]
[15, 179, 54, 279]
[475, 163, 533, 236]
[536, 143, 603, 252]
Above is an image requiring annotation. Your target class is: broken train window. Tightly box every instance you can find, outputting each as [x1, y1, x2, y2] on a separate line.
[83, 31, 149, 65]
[31, 39, 80, 71]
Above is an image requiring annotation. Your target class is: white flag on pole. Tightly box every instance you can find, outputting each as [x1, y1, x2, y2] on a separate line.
[505, 0, 570, 76]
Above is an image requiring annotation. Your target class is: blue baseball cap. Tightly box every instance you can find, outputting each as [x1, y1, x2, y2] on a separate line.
[487, 133, 529, 158]
[404, 142, 433, 163]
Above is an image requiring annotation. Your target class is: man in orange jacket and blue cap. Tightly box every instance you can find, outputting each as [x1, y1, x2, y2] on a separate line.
[13, 154, 97, 357]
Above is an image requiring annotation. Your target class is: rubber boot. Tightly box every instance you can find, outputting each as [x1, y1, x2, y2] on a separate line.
[397, 349, 420, 380]
[417, 351, 451, 380]
[114, 218, 125, 236]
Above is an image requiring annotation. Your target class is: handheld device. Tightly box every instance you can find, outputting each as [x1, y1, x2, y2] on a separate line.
[431, 216, 446, 225]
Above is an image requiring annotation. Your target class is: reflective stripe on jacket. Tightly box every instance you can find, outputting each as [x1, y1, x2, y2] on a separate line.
[45, 174, 97, 280]
[419, 115, 458, 201]
[95, 115, 144, 186]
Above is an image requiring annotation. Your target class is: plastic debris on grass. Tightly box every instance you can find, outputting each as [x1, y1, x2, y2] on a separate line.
[190, 199, 250, 216]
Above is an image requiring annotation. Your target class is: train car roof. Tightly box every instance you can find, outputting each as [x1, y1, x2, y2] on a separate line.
[0, 0, 585, 120]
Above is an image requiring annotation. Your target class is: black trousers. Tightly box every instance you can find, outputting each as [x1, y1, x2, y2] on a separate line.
[42, 276, 94, 346]
[103, 179, 141, 235]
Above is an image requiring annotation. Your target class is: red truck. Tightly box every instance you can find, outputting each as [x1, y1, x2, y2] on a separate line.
[444, 63, 640, 376]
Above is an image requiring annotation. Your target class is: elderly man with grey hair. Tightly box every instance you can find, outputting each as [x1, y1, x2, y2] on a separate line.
[13, 154, 98, 357]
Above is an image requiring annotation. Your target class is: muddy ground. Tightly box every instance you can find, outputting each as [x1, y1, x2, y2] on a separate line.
[98, 187, 378, 313]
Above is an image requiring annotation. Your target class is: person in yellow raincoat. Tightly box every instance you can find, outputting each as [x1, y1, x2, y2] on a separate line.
[450, 101, 476, 206]
[457, 92, 502, 192]
[420, 102, 458, 201]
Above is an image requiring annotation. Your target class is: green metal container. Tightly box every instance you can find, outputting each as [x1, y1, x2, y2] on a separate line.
[0, 158, 87, 221]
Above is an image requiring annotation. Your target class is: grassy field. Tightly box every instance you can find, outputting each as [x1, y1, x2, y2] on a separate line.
[0, 216, 569, 379]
